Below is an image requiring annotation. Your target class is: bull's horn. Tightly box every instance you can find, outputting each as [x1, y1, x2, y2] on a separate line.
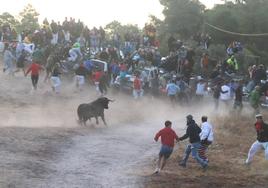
[108, 99, 115, 102]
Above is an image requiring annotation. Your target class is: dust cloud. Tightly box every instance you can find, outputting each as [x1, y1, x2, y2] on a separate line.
[1, 67, 256, 187]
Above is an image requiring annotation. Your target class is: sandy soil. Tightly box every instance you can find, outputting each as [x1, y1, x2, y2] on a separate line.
[0, 67, 184, 188]
[0, 64, 268, 188]
[140, 114, 268, 188]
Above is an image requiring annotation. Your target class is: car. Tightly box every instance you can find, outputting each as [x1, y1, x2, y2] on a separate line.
[112, 74, 135, 95]
[90, 59, 108, 72]
[83, 59, 108, 72]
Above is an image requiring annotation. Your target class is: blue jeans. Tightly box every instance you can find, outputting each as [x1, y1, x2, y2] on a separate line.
[181, 142, 207, 167]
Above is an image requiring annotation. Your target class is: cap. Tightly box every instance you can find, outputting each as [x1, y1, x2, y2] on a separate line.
[255, 114, 262, 118]
[72, 42, 80, 48]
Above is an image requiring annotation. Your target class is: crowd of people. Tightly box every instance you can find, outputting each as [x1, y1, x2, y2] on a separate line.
[1, 15, 268, 175]
[154, 115, 214, 173]
[1, 16, 268, 111]
[154, 113, 268, 173]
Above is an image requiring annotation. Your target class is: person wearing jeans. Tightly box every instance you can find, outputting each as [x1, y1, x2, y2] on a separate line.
[180, 142, 207, 167]
[179, 115, 208, 168]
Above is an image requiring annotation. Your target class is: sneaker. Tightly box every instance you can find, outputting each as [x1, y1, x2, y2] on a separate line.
[202, 164, 208, 171]
[202, 163, 208, 170]
[179, 161, 186, 168]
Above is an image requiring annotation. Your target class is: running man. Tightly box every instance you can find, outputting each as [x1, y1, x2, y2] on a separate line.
[154, 120, 179, 173]
[245, 114, 268, 165]
[178, 115, 208, 169]
[25, 61, 44, 90]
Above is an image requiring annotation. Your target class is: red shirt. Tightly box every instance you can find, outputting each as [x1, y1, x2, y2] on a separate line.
[26, 63, 42, 76]
[155, 127, 179, 147]
[94, 71, 102, 82]
[255, 122, 262, 132]
[133, 77, 142, 90]
[120, 64, 127, 71]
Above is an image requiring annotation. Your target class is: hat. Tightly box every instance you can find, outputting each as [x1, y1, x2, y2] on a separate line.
[72, 42, 80, 48]
[197, 76, 203, 81]
[186, 115, 193, 120]
[255, 114, 262, 118]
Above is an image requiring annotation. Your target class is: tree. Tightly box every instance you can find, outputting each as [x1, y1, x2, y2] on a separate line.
[19, 4, 40, 32]
[148, 15, 163, 29]
[105, 20, 141, 41]
[204, 0, 268, 63]
[159, 0, 205, 39]
[205, 3, 239, 45]
[0, 12, 20, 29]
[105, 21, 123, 37]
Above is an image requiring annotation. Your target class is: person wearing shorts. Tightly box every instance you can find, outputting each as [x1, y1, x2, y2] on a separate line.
[159, 144, 173, 159]
[154, 120, 179, 173]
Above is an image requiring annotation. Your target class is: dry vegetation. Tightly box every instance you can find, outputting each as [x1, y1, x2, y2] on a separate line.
[140, 113, 268, 188]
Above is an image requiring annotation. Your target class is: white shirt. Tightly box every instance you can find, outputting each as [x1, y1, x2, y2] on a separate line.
[220, 85, 231, 101]
[196, 82, 206, 95]
[51, 32, 59, 45]
[63, 30, 71, 41]
[200, 121, 214, 142]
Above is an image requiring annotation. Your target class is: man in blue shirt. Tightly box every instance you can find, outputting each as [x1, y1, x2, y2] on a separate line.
[166, 80, 180, 102]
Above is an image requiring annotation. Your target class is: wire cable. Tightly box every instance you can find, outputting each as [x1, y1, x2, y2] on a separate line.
[205, 22, 268, 37]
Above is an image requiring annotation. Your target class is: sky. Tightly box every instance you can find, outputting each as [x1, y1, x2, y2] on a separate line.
[0, 0, 223, 28]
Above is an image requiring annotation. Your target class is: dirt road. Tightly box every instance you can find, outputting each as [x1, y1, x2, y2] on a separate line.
[0, 70, 193, 187]
[0, 123, 166, 188]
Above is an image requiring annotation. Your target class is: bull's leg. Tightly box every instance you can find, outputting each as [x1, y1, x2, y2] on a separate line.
[77, 114, 83, 125]
[101, 115, 107, 126]
[95, 117, 99, 125]
[82, 117, 87, 126]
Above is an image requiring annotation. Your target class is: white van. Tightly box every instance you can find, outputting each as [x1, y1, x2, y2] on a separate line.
[91, 59, 108, 72]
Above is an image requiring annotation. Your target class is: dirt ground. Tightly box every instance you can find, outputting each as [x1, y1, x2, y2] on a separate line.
[141, 114, 268, 188]
[0, 64, 268, 188]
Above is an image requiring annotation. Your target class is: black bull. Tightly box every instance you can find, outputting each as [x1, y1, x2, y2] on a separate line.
[77, 97, 114, 126]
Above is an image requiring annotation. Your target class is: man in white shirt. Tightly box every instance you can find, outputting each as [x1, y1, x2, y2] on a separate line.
[196, 78, 207, 101]
[220, 82, 231, 106]
[199, 116, 214, 162]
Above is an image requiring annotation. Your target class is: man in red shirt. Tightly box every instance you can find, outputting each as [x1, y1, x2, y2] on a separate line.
[154, 120, 179, 173]
[93, 68, 103, 95]
[245, 114, 268, 165]
[25, 61, 44, 90]
[133, 75, 143, 99]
